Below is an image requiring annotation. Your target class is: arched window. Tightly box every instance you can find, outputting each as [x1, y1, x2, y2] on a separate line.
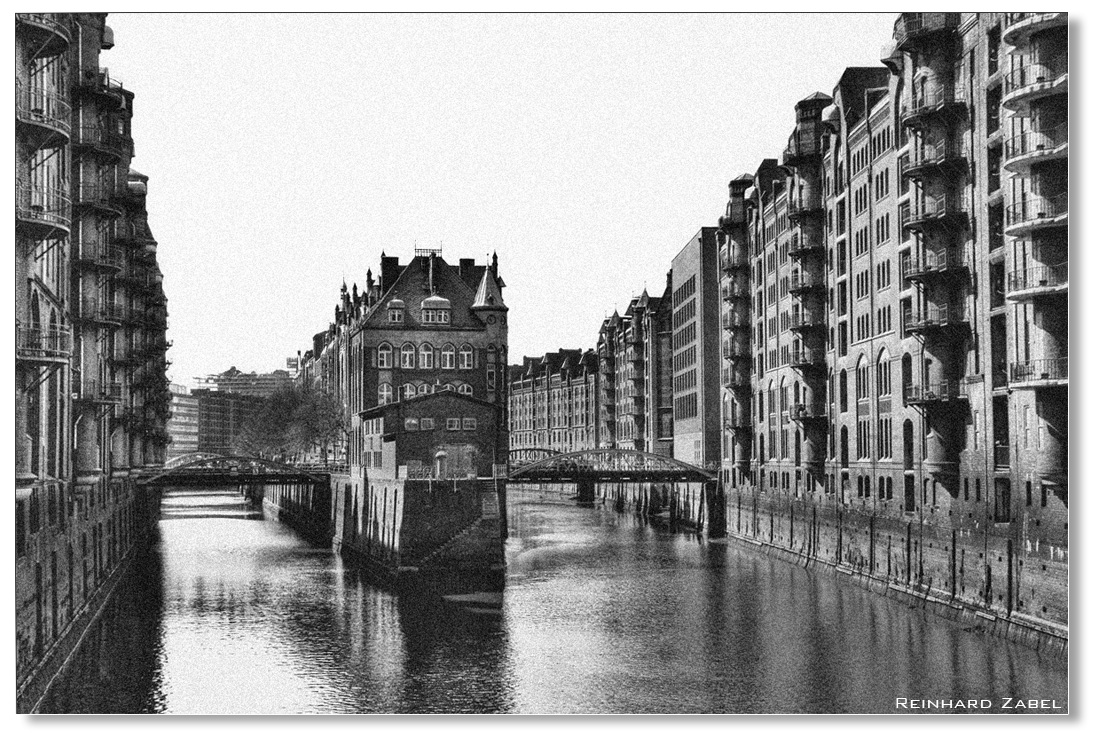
[458, 383, 473, 396]
[441, 343, 456, 369]
[403, 382, 418, 400]
[417, 382, 430, 395]
[419, 343, 434, 370]
[901, 353, 913, 403]
[377, 382, 392, 405]
[444, 383, 456, 391]
[377, 342, 393, 369]
[400, 343, 415, 369]
[877, 349, 892, 396]
[458, 344, 474, 369]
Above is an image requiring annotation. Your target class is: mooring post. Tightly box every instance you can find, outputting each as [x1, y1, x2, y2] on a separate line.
[705, 479, 726, 538]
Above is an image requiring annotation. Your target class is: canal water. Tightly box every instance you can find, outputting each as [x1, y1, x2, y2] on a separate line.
[40, 486, 1068, 714]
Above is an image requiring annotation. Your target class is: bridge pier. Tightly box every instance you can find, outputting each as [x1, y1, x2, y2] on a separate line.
[705, 480, 726, 539]
[576, 477, 596, 505]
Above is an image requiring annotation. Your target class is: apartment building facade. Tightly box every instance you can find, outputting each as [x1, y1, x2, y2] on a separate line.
[509, 349, 598, 457]
[16, 13, 170, 710]
[720, 12, 1067, 637]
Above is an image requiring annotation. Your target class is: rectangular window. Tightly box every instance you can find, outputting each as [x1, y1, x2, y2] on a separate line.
[463, 417, 477, 431]
[446, 418, 461, 431]
[404, 418, 419, 431]
[420, 418, 435, 431]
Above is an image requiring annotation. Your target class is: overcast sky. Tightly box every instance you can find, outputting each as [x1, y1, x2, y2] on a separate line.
[103, 12, 898, 384]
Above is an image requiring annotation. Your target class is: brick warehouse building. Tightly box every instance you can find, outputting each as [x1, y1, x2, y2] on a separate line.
[294, 248, 509, 569]
[16, 14, 170, 710]
[512, 12, 1067, 646]
[508, 349, 598, 458]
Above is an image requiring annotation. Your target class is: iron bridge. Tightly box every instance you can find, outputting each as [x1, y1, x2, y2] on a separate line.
[507, 448, 716, 483]
[144, 453, 329, 487]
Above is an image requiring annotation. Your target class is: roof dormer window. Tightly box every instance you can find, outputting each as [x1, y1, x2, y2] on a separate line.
[387, 299, 405, 323]
[421, 295, 452, 324]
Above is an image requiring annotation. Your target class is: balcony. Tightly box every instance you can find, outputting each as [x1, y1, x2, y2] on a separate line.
[722, 312, 750, 331]
[16, 323, 72, 364]
[782, 125, 823, 167]
[790, 349, 825, 371]
[74, 180, 124, 218]
[788, 233, 825, 258]
[900, 193, 967, 233]
[904, 380, 966, 406]
[1003, 58, 1068, 112]
[1004, 193, 1067, 237]
[16, 178, 71, 237]
[16, 13, 71, 57]
[76, 378, 124, 406]
[900, 84, 967, 128]
[721, 282, 749, 302]
[74, 240, 125, 273]
[1009, 357, 1068, 389]
[892, 12, 959, 53]
[76, 68, 127, 109]
[723, 368, 750, 390]
[723, 341, 751, 361]
[903, 303, 968, 336]
[1005, 263, 1067, 300]
[73, 125, 128, 161]
[787, 194, 823, 223]
[1003, 13, 1068, 51]
[901, 248, 967, 283]
[788, 312, 826, 334]
[16, 81, 71, 145]
[791, 403, 828, 421]
[719, 251, 745, 272]
[900, 138, 967, 179]
[79, 301, 126, 327]
[1003, 123, 1068, 175]
[788, 271, 823, 295]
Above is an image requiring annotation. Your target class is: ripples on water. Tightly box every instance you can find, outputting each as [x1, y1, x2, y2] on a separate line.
[40, 487, 1068, 714]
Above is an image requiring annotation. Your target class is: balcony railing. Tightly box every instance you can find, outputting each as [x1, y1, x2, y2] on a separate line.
[902, 248, 966, 280]
[16, 323, 72, 362]
[1004, 123, 1068, 169]
[901, 193, 967, 230]
[789, 312, 826, 331]
[789, 234, 825, 257]
[1003, 13, 1068, 50]
[893, 12, 959, 50]
[78, 68, 127, 104]
[791, 403, 828, 420]
[16, 13, 72, 55]
[81, 301, 127, 325]
[1009, 357, 1068, 385]
[74, 180, 123, 214]
[790, 349, 825, 369]
[904, 380, 964, 404]
[901, 83, 966, 126]
[721, 282, 749, 301]
[75, 240, 125, 271]
[1003, 57, 1068, 96]
[16, 178, 71, 234]
[1005, 192, 1068, 231]
[723, 342, 750, 361]
[789, 271, 822, 293]
[788, 194, 823, 220]
[901, 137, 967, 176]
[994, 444, 1011, 469]
[1006, 263, 1068, 297]
[720, 251, 746, 272]
[16, 82, 72, 139]
[77, 378, 124, 404]
[73, 125, 128, 158]
[903, 303, 967, 333]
